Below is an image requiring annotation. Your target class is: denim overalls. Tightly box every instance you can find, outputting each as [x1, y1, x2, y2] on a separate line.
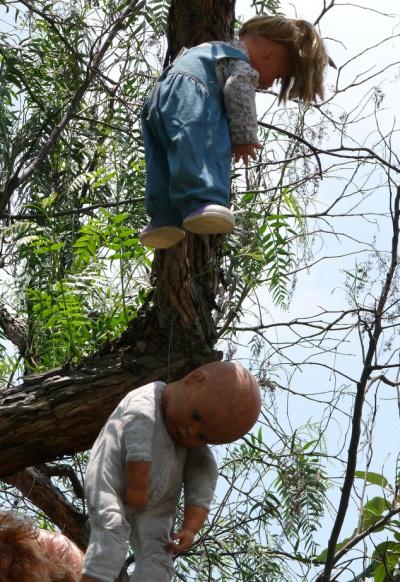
[141, 42, 249, 228]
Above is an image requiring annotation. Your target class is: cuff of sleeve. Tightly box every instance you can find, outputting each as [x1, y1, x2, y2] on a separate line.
[184, 500, 210, 511]
[125, 453, 152, 462]
[231, 132, 259, 145]
[184, 488, 215, 511]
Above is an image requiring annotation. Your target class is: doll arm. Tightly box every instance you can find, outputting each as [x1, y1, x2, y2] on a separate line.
[124, 461, 151, 507]
[122, 397, 156, 508]
[168, 446, 218, 554]
[183, 445, 218, 510]
[167, 505, 208, 554]
[219, 58, 260, 145]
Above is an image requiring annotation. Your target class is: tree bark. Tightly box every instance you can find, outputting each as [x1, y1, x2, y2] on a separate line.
[0, 0, 236, 554]
[166, 0, 235, 62]
[0, 311, 221, 477]
[4, 467, 88, 549]
[0, 305, 26, 353]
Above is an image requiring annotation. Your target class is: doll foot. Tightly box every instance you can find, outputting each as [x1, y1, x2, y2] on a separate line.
[139, 225, 185, 248]
[183, 205, 235, 235]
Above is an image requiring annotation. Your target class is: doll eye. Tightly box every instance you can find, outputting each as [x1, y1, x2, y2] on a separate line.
[192, 409, 201, 422]
[197, 433, 207, 443]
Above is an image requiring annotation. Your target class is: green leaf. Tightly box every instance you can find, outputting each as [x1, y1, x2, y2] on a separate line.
[354, 471, 390, 489]
[361, 497, 390, 529]
[92, 171, 116, 188]
[317, 536, 352, 562]
[372, 541, 400, 561]
[374, 564, 387, 582]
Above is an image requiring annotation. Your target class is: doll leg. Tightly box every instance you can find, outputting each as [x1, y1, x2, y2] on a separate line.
[128, 508, 175, 582]
[140, 102, 186, 249]
[83, 516, 131, 582]
[147, 73, 235, 236]
[83, 461, 131, 582]
[141, 109, 184, 229]
[159, 74, 235, 234]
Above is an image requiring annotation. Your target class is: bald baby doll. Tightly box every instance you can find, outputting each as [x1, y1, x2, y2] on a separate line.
[81, 361, 261, 582]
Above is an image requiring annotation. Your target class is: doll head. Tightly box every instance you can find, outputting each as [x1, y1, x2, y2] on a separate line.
[239, 15, 328, 103]
[0, 511, 83, 582]
[162, 361, 261, 448]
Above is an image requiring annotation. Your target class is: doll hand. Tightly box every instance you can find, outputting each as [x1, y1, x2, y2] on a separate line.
[166, 528, 195, 554]
[232, 143, 262, 165]
[124, 488, 150, 508]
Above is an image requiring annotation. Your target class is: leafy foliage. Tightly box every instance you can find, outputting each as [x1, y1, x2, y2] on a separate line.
[1, 2, 400, 582]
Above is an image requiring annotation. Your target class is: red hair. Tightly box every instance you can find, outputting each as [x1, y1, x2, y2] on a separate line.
[0, 512, 83, 582]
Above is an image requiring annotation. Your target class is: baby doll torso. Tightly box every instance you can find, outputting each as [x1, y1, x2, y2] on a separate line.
[85, 382, 189, 512]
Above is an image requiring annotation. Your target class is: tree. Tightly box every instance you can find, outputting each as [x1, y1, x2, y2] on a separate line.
[1, 0, 400, 580]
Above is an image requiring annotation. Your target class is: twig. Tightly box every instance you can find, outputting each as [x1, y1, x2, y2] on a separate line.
[258, 121, 323, 178]
[317, 185, 400, 581]
[0, 0, 144, 216]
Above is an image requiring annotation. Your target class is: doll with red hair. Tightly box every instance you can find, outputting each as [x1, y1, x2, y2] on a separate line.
[0, 511, 83, 582]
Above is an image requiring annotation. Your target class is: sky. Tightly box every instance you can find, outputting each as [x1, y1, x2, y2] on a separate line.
[230, 2, 400, 578]
[1, 1, 400, 579]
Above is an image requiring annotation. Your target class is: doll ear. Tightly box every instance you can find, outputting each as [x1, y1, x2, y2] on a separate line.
[184, 369, 206, 385]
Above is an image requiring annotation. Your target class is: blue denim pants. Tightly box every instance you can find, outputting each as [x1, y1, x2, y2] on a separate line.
[142, 71, 232, 228]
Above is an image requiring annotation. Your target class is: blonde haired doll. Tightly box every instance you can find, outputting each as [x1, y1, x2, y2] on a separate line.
[140, 14, 328, 249]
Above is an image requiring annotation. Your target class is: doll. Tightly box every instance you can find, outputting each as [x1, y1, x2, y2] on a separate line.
[140, 15, 328, 248]
[0, 511, 83, 582]
[81, 361, 261, 582]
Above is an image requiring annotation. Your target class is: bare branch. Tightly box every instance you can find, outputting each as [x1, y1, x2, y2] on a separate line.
[318, 186, 400, 581]
[4, 466, 88, 549]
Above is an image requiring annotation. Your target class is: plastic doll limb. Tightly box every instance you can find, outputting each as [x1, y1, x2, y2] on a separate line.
[232, 142, 262, 165]
[128, 509, 175, 582]
[124, 461, 151, 508]
[167, 505, 208, 554]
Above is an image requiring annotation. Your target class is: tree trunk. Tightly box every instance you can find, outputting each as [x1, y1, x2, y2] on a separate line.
[1, 0, 236, 554]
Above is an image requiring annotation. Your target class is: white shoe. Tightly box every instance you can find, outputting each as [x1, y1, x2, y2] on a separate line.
[183, 205, 235, 234]
[139, 225, 185, 249]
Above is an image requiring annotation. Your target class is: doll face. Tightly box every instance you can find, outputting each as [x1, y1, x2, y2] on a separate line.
[164, 387, 220, 448]
[162, 362, 261, 448]
[242, 35, 293, 90]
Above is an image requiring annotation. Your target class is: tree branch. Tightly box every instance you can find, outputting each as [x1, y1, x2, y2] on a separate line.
[0, 0, 145, 216]
[4, 466, 88, 550]
[0, 305, 26, 353]
[0, 307, 220, 477]
[318, 185, 400, 581]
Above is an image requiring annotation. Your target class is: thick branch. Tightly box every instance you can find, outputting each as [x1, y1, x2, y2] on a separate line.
[0, 308, 220, 478]
[4, 467, 88, 550]
[0, 305, 26, 353]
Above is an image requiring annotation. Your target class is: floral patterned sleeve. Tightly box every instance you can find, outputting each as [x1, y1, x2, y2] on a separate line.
[215, 54, 259, 144]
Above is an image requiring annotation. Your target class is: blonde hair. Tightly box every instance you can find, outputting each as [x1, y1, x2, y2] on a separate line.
[239, 15, 328, 104]
[0, 512, 83, 582]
